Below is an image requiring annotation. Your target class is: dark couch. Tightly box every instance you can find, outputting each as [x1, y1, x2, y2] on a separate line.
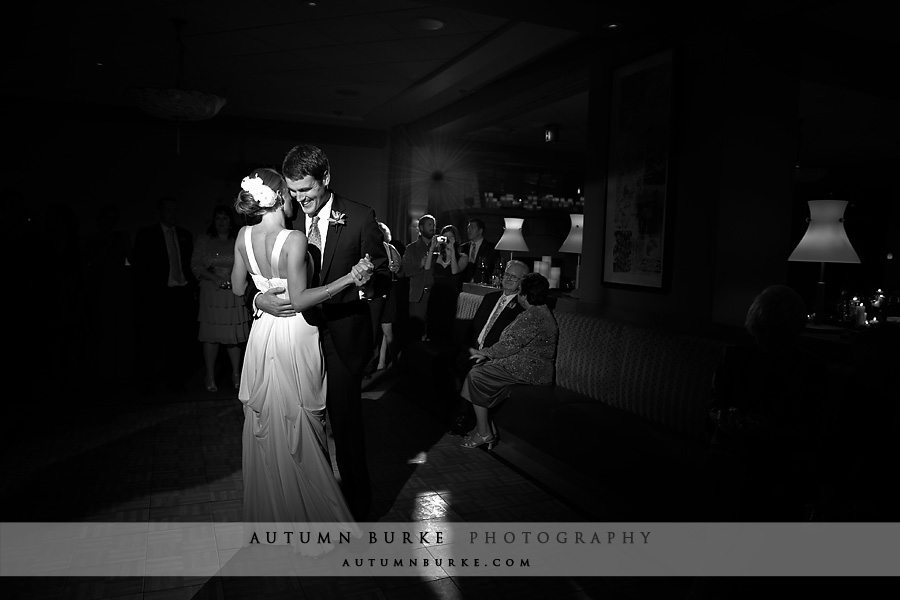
[397, 291, 728, 520]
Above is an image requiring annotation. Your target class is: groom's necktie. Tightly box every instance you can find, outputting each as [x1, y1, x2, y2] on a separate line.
[308, 216, 322, 251]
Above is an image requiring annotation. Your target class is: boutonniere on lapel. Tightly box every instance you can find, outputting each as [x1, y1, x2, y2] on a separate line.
[327, 210, 346, 226]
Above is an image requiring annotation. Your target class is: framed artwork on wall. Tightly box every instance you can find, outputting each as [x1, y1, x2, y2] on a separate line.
[602, 49, 674, 290]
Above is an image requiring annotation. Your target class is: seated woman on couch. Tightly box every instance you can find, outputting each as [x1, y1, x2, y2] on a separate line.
[459, 272, 558, 449]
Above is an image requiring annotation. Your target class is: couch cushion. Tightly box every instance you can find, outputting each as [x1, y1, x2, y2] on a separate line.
[500, 384, 705, 470]
[456, 292, 484, 320]
[496, 384, 712, 520]
[613, 326, 724, 441]
[553, 312, 622, 401]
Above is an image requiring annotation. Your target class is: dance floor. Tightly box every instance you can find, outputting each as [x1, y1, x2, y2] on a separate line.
[0, 367, 870, 599]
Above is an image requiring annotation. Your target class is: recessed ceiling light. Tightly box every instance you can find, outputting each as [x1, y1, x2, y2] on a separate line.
[605, 22, 622, 29]
[413, 17, 444, 31]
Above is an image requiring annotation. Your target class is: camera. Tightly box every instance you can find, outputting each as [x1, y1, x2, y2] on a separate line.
[436, 235, 447, 244]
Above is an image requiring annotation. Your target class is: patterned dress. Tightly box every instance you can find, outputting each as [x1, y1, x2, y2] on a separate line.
[191, 235, 250, 344]
[461, 304, 558, 408]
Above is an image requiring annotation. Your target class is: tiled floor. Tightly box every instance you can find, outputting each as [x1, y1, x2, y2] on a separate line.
[2, 367, 868, 599]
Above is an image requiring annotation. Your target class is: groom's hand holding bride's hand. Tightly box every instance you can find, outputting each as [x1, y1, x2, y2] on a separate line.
[350, 254, 374, 286]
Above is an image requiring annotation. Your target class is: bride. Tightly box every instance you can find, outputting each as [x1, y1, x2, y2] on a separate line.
[231, 168, 370, 551]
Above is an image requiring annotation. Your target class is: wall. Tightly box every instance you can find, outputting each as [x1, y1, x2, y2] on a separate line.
[5, 98, 390, 387]
[579, 23, 799, 333]
[5, 100, 389, 243]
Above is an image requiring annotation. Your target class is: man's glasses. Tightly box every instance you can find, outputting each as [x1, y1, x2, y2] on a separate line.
[502, 272, 522, 281]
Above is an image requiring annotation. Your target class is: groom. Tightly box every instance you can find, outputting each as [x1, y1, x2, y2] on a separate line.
[254, 144, 387, 521]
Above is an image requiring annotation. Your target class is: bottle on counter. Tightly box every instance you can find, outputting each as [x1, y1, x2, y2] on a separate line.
[491, 263, 502, 287]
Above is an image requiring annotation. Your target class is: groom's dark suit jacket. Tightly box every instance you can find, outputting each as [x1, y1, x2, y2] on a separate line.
[315, 193, 388, 374]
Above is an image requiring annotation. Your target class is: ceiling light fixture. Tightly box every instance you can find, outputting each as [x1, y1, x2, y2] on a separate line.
[413, 17, 444, 31]
[129, 19, 226, 153]
[130, 19, 226, 123]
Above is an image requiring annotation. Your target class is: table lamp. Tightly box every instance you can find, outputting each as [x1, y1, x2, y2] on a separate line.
[788, 199, 860, 329]
[559, 214, 583, 296]
[495, 218, 529, 265]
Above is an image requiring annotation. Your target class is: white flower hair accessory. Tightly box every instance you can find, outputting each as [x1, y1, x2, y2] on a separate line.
[241, 175, 279, 208]
[328, 210, 346, 226]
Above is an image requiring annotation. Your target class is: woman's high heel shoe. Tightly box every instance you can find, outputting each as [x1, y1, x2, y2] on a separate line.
[205, 376, 218, 393]
[232, 373, 241, 390]
[460, 430, 497, 450]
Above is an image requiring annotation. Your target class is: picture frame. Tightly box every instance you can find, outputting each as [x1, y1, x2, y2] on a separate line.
[602, 49, 674, 290]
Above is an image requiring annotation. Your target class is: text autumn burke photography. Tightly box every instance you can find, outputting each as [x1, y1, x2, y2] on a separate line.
[244, 525, 652, 547]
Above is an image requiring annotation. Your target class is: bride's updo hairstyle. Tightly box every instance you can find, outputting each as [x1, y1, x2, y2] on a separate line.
[234, 168, 287, 218]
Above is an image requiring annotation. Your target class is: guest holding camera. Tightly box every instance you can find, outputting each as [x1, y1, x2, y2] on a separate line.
[425, 224, 468, 344]
[459, 273, 558, 449]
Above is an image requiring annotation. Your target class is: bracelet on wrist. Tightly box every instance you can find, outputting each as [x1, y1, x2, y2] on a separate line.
[325, 285, 333, 300]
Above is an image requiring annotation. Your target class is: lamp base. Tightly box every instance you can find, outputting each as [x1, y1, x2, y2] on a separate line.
[804, 322, 845, 334]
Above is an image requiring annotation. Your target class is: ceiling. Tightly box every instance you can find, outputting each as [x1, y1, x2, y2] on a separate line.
[6, 0, 897, 166]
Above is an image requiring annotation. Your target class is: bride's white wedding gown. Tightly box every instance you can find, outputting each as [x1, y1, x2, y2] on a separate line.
[238, 227, 358, 551]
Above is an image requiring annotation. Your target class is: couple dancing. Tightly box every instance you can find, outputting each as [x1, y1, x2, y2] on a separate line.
[230, 145, 386, 541]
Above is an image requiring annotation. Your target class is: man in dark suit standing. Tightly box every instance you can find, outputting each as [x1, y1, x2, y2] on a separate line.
[132, 197, 197, 391]
[398, 214, 436, 345]
[459, 218, 497, 284]
[254, 145, 387, 521]
[447, 259, 528, 435]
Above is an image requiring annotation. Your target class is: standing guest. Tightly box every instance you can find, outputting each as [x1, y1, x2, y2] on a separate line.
[447, 259, 528, 435]
[460, 218, 496, 284]
[252, 144, 387, 521]
[460, 273, 558, 449]
[399, 214, 436, 344]
[426, 224, 468, 344]
[132, 197, 197, 392]
[231, 167, 370, 542]
[364, 221, 403, 377]
[191, 205, 250, 392]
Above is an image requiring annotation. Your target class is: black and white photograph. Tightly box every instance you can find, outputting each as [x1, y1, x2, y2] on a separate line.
[3, 1, 898, 599]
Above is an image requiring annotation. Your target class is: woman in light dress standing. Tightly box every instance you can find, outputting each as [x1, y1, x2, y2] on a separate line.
[191, 204, 249, 392]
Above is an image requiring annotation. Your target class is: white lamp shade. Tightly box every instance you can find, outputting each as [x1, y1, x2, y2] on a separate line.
[558, 214, 584, 254]
[788, 200, 860, 263]
[495, 218, 529, 252]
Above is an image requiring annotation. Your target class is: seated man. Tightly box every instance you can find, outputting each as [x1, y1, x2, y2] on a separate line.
[447, 259, 528, 435]
[459, 273, 559, 449]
